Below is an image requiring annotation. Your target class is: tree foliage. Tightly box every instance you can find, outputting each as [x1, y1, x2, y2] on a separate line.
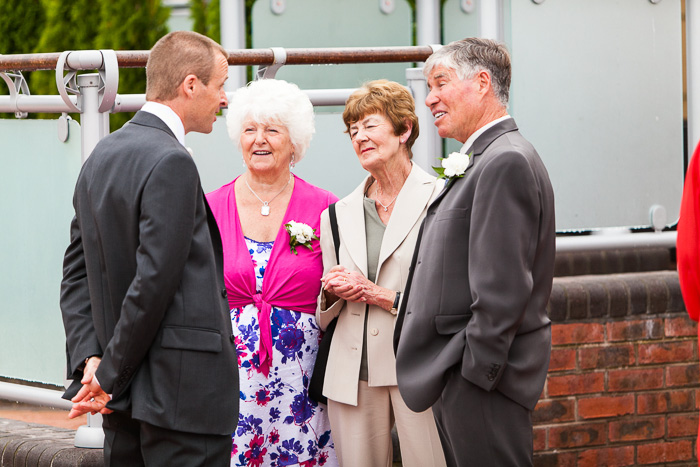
[0, 0, 45, 54]
[96, 0, 169, 129]
[29, 0, 101, 109]
[0, 0, 45, 118]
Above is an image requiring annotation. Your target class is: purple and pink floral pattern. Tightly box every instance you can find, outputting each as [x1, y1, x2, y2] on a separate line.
[231, 238, 337, 467]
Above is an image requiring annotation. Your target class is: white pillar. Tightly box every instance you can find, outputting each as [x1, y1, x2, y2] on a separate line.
[78, 74, 109, 162]
[478, 0, 504, 42]
[220, 0, 247, 92]
[687, 0, 700, 155]
[416, 0, 441, 45]
[407, 67, 442, 171]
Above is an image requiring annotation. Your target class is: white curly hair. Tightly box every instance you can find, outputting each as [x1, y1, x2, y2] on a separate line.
[226, 79, 315, 163]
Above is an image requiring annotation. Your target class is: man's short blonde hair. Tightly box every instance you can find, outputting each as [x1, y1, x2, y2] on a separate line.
[146, 31, 228, 101]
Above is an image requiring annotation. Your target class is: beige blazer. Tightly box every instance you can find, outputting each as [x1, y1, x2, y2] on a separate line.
[316, 163, 443, 406]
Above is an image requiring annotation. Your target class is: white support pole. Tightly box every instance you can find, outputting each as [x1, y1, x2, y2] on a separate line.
[416, 0, 441, 46]
[687, 0, 700, 155]
[220, 0, 247, 92]
[407, 67, 442, 172]
[77, 74, 107, 162]
[478, 0, 504, 42]
[70, 73, 109, 448]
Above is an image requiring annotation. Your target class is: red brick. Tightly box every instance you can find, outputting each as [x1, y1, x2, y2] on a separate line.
[552, 323, 604, 345]
[549, 422, 607, 449]
[577, 446, 635, 467]
[665, 315, 698, 337]
[608, 368, 663, 392]
[533, 398, 575, 424]
[609, 416, 664, 442]
[637, 439, 694, 464]
[579, 344, 634, 369]
[533, 451, 576, 467]
[638, 341, 695, 365]
[578, 394, 634, 419]
[666, 363, 700, 388]
[547, 373, 605, 397]
[533, 427, 546, 451]
[668, 413, 699, 438]
[637, 390, 695, 414]
[607, 319, 663, 342]
[549, 347, 576, 372]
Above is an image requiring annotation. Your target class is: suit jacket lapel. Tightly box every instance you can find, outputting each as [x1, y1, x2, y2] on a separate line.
[336, 177, 370, 277]
[377, 164, 435, 270]
[428, 117, 519, 208]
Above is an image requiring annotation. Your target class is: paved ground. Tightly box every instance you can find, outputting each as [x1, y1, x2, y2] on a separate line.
[0, 400, 85, 430]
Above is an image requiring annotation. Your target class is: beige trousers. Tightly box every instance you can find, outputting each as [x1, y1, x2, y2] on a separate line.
[327, 381, 446, 467]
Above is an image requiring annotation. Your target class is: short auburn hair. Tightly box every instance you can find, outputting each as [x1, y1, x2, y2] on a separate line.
[342, 79, 419, 158]
[146, 31, 228, 101]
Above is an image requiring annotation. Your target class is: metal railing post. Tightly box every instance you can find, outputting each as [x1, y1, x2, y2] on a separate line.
[416, 0, 441, 46]
[220, 0, 247, 92]
[77, 73, 109, 162]
[479, 0, 505, 42]
[407, 67, 442, 172]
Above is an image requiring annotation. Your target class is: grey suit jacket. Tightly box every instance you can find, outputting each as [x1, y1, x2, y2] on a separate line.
[394, 118, 555, 412]
[60, 111, 239, 435]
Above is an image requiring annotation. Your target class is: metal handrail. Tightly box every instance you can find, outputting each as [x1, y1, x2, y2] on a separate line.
[0, 46, 435, 72]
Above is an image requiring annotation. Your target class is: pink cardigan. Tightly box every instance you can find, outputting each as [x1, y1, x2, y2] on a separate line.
[207, 175, 338, 376]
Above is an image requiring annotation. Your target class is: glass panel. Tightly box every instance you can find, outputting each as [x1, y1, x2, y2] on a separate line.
[509, 0, 683, 231]
[443, 0, 684, 231]
[0, 119, 82, 385]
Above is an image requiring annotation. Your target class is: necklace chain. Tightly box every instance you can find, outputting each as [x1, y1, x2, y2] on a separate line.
[374, 186, 399, 212]
[244, 174, 292, 216]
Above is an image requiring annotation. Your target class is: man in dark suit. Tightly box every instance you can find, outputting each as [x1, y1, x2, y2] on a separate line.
[60, 31, 239, 466]
[394, 38, 555, 466]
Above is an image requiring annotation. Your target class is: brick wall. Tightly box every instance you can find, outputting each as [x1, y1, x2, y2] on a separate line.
[535, 270, 699, 466]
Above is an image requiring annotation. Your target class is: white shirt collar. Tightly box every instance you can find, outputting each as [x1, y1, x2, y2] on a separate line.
[140, 101, 186, 147]
[460, 114, 512, 154]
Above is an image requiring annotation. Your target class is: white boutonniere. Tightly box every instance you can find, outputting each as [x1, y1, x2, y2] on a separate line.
[433, 152, 471, 179]
[284, 221, 319, 255]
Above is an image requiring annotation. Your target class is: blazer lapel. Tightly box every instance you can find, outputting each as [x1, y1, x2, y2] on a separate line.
[377, 164, 436, 269]
[336, 177, 370, 277]
[428, 118, 519, 208]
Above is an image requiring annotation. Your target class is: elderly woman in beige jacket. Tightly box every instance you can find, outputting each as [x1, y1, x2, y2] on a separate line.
[316, 80, 446, 467]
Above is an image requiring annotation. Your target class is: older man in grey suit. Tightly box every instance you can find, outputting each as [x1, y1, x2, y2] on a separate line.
[60, 31, 238, 466]
[394, 38, 555, 466]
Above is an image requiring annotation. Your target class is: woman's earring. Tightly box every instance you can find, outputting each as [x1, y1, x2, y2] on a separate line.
[290, 153, 296, 169]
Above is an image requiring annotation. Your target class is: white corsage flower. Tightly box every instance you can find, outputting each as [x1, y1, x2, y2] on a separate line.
[433, 152, 471, 179]
[285, 221, 319, 255]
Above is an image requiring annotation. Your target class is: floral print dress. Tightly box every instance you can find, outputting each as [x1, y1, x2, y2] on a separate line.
[231, 237, 337, 467]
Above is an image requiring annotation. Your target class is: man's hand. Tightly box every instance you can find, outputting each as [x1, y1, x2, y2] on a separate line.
[68, 356, 113, 419]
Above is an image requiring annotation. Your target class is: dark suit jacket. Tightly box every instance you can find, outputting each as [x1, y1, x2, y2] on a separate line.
[60, 111, 239, 435]
[394, 118, 555, 412]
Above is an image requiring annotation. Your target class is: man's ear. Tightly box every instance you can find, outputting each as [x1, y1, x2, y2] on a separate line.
[476, 70, 492, 95]
[180, 74, 198, 98]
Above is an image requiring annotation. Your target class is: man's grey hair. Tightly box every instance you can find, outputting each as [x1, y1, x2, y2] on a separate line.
[424, 37, 511, 108]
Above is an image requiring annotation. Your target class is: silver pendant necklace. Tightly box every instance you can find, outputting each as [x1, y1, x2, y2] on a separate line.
[244, 174, 292, 216]
[374, 186, 399, 212]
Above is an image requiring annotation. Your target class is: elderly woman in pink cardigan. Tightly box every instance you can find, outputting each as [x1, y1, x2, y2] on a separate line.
[207, 79, 338, 467]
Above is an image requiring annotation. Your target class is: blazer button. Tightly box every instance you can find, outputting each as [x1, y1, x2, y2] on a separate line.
[221, 288, 228, 299]
[370, 328, 379, 336]
[230, 334, 235, 343]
